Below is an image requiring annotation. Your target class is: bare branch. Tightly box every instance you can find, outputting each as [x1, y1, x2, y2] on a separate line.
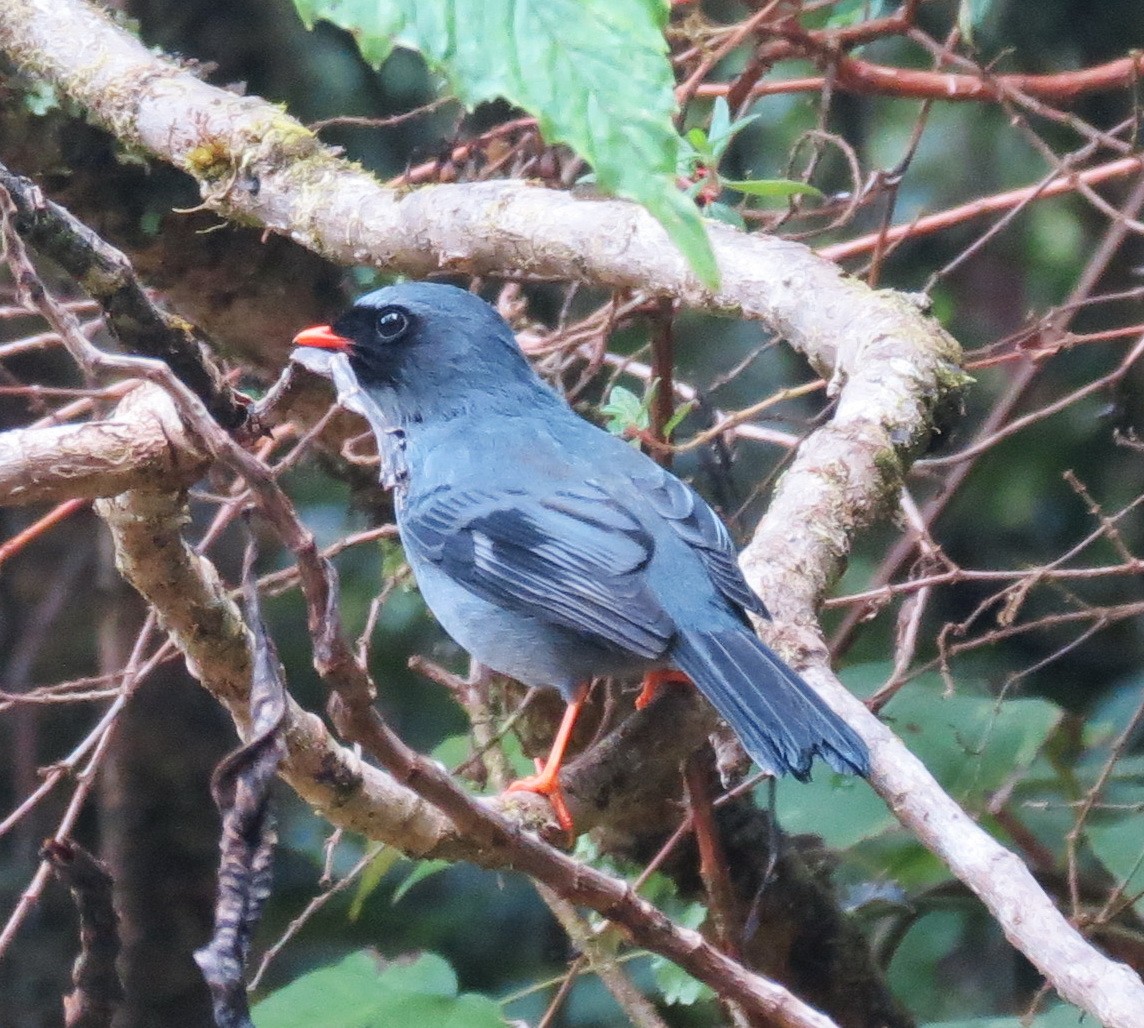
[0, 385, 208, 506]
[0, 163, 246, 429]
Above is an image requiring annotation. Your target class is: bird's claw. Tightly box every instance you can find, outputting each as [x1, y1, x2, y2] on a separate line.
[505, 764, 574, 832]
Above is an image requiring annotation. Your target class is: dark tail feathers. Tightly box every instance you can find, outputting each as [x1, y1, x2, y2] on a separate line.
[672, 629, 869, 779]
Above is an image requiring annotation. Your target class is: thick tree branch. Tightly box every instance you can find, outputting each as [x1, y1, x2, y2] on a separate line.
[0, 385, 207, 506]
[2, 0, 1142, 1021]
[0, 0, 957, 384]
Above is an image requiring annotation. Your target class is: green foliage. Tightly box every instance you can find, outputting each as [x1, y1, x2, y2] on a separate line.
[720, 178, 822, 199]
[1087, 809, 1144, 917]
[681, 96, 822, 220]
[636, 868, 712, 1006]
[570, 837, 715, 1010]
[957, 0, 995, 44]
[391, 858, 451, 905]
[292, 0, 718, 286]
[253, 951, 504, 1028]
[653, 953, 711, 1006]
[378, 537, 408, 583]
[648, 896, 712, 1006]
[888, 909, 970, 1019]
[776, 663, 1062, 850]
[600, 384, 649, 442]
[682, 97, 760, 173]
[600, 379, 693, 444]
[347, 847, 401, 921]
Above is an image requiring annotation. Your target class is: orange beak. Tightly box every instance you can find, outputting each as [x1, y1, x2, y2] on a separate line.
[293, 324, 352, 350]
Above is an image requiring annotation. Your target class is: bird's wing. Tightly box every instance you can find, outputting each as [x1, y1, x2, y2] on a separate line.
[631, 464, 771, 622]
[401, 482, 676, 659]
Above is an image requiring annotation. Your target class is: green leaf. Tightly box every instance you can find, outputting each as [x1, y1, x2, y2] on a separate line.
[957, 0, 993, 45]
[430, 731, 476, 770]
[348, 846, 401, 920]
[662, 400, 696, 440]
[722, 178, 823, 200]
[630, 873, 713, 1007]
[601, 380, 696, 444]
[1085, 750, 1144, 916]
[888, 909, 968, 1018]
[641, 180, 720, 288]
[703, 202, 746, 230]
[685, 127, 711, 159]
[600, 384, 650, 437]
[294, 0, 719, 287]
[254, 951, 504, 1028]
[704, 96, 761, 160]
[707, 97, 732, 151]
[653, 958, 713, 1006]
[392, 858, 451, 905]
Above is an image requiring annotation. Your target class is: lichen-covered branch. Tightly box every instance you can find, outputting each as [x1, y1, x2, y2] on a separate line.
[95, 477, 454, 858]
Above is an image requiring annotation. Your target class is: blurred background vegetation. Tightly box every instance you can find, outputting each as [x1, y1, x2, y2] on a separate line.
[1, 0, 1143, 1025]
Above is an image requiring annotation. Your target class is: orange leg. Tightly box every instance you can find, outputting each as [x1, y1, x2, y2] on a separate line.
[505, 687, 587, 831]
[634, 668, 693, 711]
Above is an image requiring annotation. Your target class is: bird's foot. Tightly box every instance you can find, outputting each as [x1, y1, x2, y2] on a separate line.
[506, 759, 574, 831]
[634, 669, 694, 710]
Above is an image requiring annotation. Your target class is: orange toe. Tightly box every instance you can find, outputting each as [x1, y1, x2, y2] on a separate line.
[503, 690, 586, 831]
[506, 768, 574, 831]
[635, 669, 694, 710]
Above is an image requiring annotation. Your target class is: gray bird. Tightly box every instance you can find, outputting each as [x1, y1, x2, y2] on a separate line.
[293, 282, 868, 828]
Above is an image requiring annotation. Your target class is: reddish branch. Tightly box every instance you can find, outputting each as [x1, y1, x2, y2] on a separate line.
[832, 52, 1144, 102]
[819, 155, 1144, 263]
[698, 54, 1144, 104]
[687, 0, 1143, 107]
[0, 498, 87, 564]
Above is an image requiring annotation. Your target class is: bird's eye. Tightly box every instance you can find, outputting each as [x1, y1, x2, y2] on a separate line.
[376, 308, 410, 342]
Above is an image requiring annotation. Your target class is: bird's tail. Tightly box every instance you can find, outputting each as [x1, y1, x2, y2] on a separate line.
[672, 628, 869, 779]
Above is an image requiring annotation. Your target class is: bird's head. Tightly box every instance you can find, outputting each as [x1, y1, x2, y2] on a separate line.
[292, 282, 545, 426]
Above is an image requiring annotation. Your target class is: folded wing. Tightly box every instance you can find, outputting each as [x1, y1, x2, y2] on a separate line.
[401, 482, 676, 660]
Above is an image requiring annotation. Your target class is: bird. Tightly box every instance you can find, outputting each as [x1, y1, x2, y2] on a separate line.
[292, 282, 869, 829]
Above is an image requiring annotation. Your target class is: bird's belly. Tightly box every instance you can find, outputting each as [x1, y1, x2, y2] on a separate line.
[408, 555, 656, 698]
